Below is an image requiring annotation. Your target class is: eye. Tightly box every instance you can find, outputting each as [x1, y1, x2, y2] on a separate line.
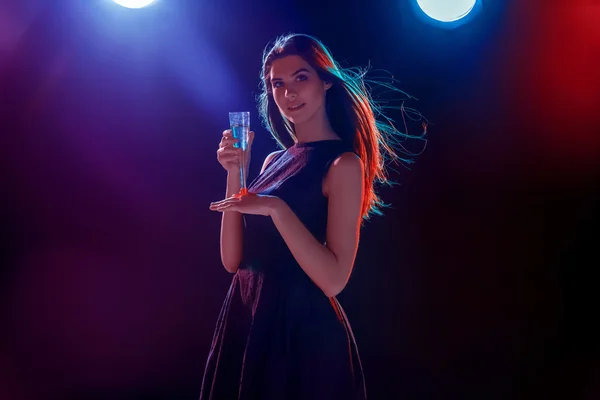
[296, 75, 307, 82]
[272, 81, 283, 88]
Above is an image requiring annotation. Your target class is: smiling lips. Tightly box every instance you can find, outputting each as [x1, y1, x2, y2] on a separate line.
[287, 103, 305, 111]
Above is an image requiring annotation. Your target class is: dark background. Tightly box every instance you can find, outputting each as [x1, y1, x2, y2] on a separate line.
[1, 0, 598, 399]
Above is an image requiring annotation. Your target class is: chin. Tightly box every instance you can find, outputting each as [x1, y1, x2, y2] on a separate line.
[286, 116, 303, 125]
[284, 111, 310, 125]
[285, 115, 300, 124]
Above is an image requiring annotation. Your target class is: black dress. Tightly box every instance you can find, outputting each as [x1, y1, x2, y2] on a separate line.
[200, 140, 367, 400]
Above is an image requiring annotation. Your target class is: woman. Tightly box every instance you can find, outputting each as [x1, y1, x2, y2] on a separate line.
[202, 33, 425, 400]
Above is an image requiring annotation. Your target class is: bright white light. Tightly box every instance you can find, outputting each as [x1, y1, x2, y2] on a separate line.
[416, 0, 477, 23]
[112, 0, 157, 9]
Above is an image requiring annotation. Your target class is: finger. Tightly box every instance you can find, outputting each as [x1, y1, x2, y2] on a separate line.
[218, 147, 241, 157]
[222, 129, 232, 138]
[248, 131, 255, 146]
[210, 197, 241, 208]
[210, 202, 238, 213]
[221, 136, 238, 144]
[211, 203, 237, 212]
[218, 153, 240, 162]
[210, 202, 228, 211]
[218, 143, 237, 152]
[219, 138, 239, 149]
[209, 203, 223, 211]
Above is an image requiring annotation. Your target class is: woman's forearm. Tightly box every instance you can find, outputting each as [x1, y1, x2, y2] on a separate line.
[219, 174, 243, 273]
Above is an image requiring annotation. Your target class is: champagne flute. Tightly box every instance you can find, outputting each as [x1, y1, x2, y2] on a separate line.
[228, 111, 251, 197]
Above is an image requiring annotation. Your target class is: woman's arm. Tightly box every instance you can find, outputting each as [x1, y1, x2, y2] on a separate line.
[269, 152, 364, 297]
[219, 150, 283, 273]
[219, 173, 243, 273]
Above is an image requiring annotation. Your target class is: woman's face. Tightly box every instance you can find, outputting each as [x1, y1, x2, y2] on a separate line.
[268, 55, 331, 125]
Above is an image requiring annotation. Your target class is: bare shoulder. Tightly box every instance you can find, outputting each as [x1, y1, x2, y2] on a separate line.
[260, 149, 285, 174]
[323, 152, 364, 196]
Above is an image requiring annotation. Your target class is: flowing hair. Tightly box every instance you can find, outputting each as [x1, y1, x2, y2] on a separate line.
[257, 33, 428, 221]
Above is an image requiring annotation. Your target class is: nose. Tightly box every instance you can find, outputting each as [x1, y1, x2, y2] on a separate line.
[285, 88, 297, 100]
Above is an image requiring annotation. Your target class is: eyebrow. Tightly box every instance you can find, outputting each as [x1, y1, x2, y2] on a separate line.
[271, 68, 310, 81]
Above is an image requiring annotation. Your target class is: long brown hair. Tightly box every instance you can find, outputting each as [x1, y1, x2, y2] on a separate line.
[258, 33, 427, 221]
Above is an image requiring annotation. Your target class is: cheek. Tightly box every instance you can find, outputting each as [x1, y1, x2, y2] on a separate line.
[272, 91, 284, 108]
[307, 84, 326, 104]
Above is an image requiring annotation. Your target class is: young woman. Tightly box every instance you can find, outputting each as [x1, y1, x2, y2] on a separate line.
[202, 33, 425, 400]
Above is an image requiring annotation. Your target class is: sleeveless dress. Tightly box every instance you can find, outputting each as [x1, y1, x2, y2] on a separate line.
[199, 139, 367, 400]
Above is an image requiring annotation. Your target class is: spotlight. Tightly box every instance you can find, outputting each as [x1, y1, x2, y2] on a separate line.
[416, 0, 477, 23]
[112, 0, 157, 9]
